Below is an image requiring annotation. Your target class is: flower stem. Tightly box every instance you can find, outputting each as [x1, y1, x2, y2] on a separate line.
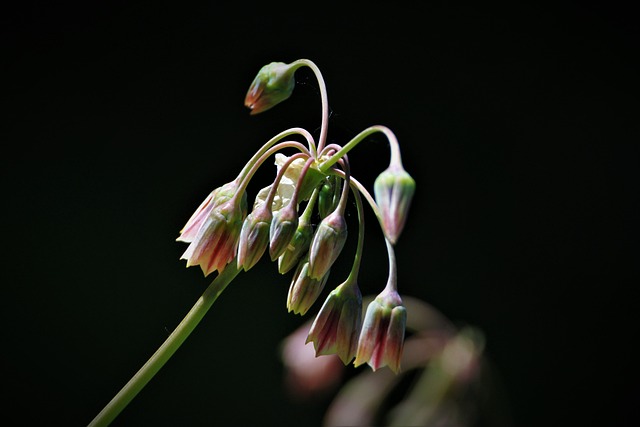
[318, 125, 401, 173]
[290, 59, 329, 153]
[88, 263, 241, 427]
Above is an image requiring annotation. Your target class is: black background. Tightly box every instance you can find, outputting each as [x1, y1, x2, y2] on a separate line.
[2, 2, 638, 426]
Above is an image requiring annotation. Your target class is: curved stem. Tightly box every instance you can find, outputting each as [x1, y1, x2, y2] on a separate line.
[318, 125, 401, 173]
[346, 183, 365, 283]
[88, 264, 241, 427]
[237, 127, 316, 183]
[235, 141, 308, 200]
[290, 59, 329, 153]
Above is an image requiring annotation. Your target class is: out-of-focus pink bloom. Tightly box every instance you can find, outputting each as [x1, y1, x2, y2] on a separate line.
[354, 287, 407, 373]
[306, 280, 362, 364]
[281, 321, 344, 399]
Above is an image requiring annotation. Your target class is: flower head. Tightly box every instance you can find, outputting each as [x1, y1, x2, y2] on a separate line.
[244, 62, 297, 115]
[308, 210, 348, 280]
[374, 165, 415, 244]
[306, 280, 362, 365]
[287, 256, 330, 316]
[354, 287, 407, 373]
[180, 196, 247, 276]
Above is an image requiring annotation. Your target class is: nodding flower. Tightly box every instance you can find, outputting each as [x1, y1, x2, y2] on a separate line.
[244, 62, 297, 115]
[180, 195, 247, 276]
[354, 286, 407, 373]
[306, 279, 362, 365]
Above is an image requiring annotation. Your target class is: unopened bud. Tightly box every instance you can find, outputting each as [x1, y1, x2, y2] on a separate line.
[269, 203, 299, 261]
[278, 219, 314, 274]
[374, 165, 415, 244]
[308, 210, 347, 280]
[244, 62, 296, 115]
[237, 205, 272, 271]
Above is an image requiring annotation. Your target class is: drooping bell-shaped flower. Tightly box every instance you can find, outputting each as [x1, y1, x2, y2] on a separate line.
[244, 62, 297, 115]
[308, 210, 348, 280]
[177, 180, 240, 243]
[374, 164, 415, 244]
[287, 256, 330, 316]
[354, 286, 407, 373]
[237, 204, 272, 271]
[306, 279, 362, 365]
[180, 195, 247, 276]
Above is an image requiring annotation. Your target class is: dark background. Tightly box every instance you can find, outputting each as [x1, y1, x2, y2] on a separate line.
[2, 2, 638, 426]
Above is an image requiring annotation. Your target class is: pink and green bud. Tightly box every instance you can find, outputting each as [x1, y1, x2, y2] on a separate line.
[277, 219, 314, 275]
[306, 280, 362, 364]
[269, 203, 299, 261]
[237, 204, 272, 271]
[177, 180, 240, 243]
[180, 197, 247, 276]
[308, 210, 347, 280]
[317, 176, 342, 219]
[287, 256, 330, 316]
[354, 287, 407, 373]
[374, 165, 415, 244]
[244, 62, 296, 115]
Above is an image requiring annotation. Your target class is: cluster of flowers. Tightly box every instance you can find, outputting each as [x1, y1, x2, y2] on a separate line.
[177, 60, 415, 373]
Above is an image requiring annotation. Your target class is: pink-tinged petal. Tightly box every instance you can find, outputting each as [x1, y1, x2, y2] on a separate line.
[177, 180, 240, 243]
[176, 191, 216, 243]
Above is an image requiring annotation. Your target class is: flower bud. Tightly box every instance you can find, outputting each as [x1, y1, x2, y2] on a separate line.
[354, 287, 407, 373]
[374, 165, 415, 244]
[269, 203, 299, 261]
[306, 280, 362, 364]
[317, 176, 342, 219]
[237, 204, 272, 271]
[278, 219, 314, 274]
[308, 210, 347, 280]
[287, 256, 330, 316]
[244, 62, 296, 115]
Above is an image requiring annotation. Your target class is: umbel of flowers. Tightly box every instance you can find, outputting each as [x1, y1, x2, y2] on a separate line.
[178, 59, 415, 371]
[88, 59, 415, 427]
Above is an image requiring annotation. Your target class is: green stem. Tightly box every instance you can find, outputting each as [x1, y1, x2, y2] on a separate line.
[290, 59, 329, 153]
[88, 264, 241, 427]
[318, 125, 401, 173]
[237, 127, 316, 183]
